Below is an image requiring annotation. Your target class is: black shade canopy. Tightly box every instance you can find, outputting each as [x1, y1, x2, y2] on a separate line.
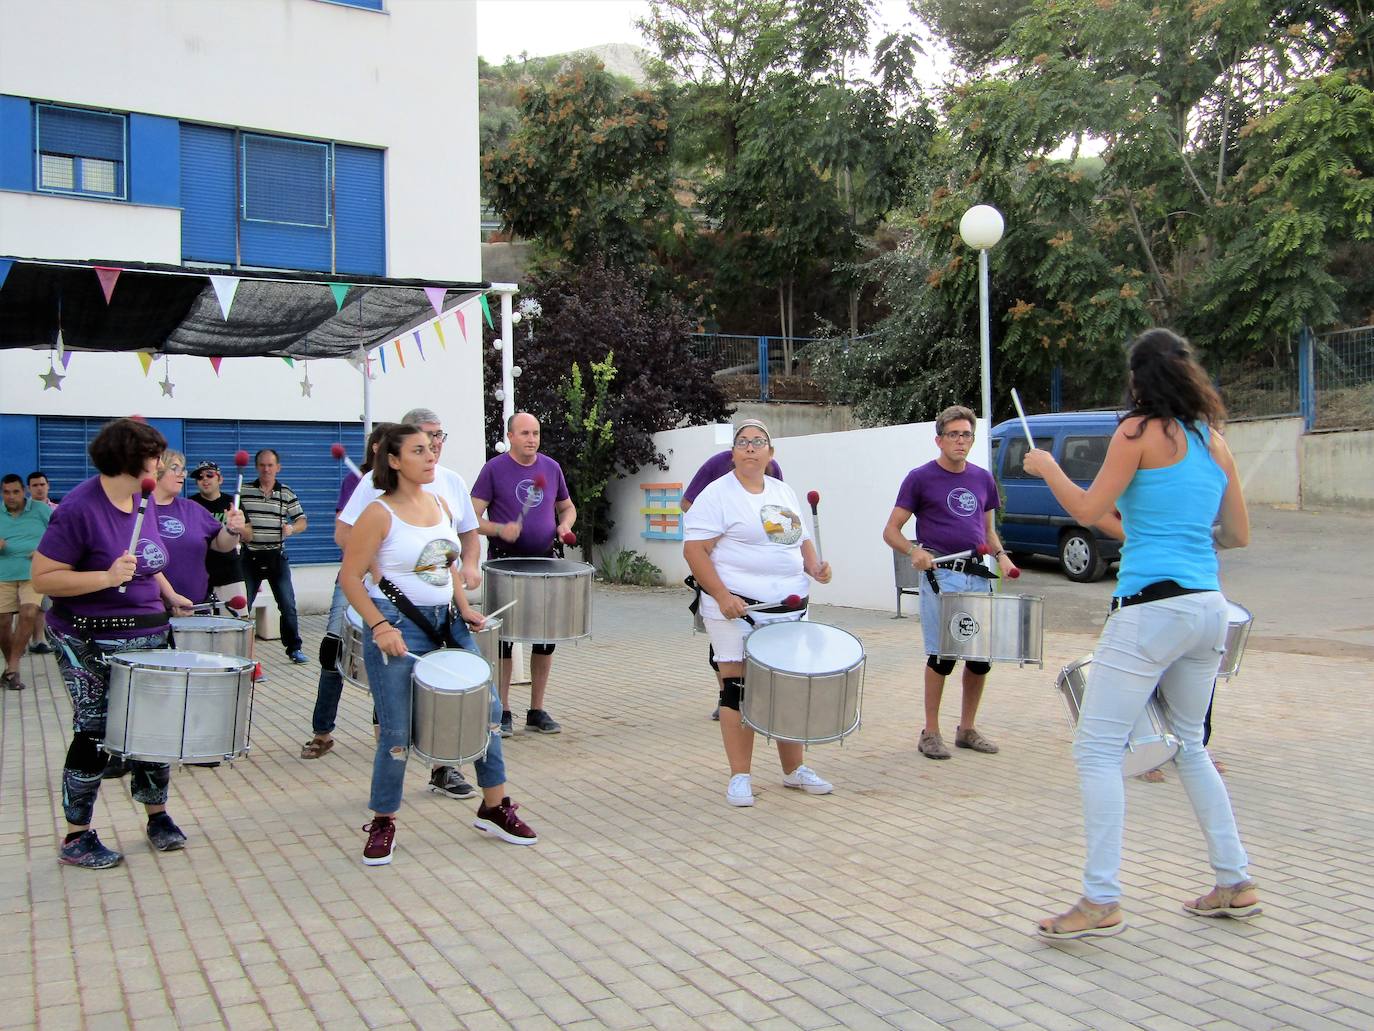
[0, 257, 488, 359]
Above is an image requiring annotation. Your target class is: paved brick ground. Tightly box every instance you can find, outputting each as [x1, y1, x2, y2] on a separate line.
[4, 584, 1372, 1030]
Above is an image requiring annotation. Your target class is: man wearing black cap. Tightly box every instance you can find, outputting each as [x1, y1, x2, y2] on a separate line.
[188, 460, 250, 613]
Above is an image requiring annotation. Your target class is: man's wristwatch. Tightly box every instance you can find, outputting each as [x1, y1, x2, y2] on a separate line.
[993, 548, 1007, 559]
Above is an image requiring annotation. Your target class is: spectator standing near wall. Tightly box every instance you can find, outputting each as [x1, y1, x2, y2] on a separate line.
[1, 473, 51, 690]
[240, 448, 309, 664]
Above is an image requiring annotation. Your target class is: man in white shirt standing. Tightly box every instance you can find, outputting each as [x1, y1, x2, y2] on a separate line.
[334, 408, 482, 799]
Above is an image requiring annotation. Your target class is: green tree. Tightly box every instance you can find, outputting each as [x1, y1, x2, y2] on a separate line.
[558, 352, 617, 563]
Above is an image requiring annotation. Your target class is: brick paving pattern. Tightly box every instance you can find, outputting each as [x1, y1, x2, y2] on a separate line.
[4, 583, 1372, 1029]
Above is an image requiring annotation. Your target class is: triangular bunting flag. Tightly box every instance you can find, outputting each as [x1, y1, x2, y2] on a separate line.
[0, 258, 12, 292]
[479, 294, 494, 329]
[395, 339, 406, 368]
[95, 266, 122, 304]
[209, 356, 223, 376]
[378, 347, 387, 374]
[424, 286, 447, 317]
[328, 283, 350, 311]
[413, 330, 425, 361]
[433, 319, 446, 349]
[138, 352, 154, 376]
[60, 349, 73, 370]
[210, 276, 240, 320]
[282, 356, 295, 368]
[456, 308, 467, 340]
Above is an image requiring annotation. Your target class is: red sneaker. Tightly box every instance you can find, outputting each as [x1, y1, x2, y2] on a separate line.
[473, 797, 538, 845]
[362, 816, 395, 865]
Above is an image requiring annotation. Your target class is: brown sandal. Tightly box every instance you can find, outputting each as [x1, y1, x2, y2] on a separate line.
[300, 737, 334, 760]
[1037, 897, 1126, 940]
[1183, 879, 1261, 919]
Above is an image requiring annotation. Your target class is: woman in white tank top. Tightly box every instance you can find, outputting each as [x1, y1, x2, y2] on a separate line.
[341, 424, 537, 866]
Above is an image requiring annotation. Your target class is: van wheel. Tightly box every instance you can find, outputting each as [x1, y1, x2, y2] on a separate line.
[1060, 529, 1107, 583]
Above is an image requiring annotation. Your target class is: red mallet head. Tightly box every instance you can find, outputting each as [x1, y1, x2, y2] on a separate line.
[234, 450, 250, 468]
[330, 442, 346, 459]
[806, 490, 820, 509]
[227, 595, 248, 610]
[783, 594, 803, 609]
[129, 413, 146, 423]
[533, 473, 547, 491]
[975, 544, 991, 556]
[252, 662, 264, 681]
[1007, 566, 1021, 579]
[561, 530, 577, 546]
[139, 476, 157, 494]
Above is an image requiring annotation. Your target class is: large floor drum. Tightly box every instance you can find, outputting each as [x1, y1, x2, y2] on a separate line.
[1218, 600, 1253, 679]
[104, 650, 256, 762]
[411, 650, 495, 765]
[742, 621, 865, 744]
[340, 607, 368, 688]
[483, 558, 593, 643]
[171, 615, 254, 659]
[936, 592, 1044, 666]
[1055, 655, 1179, 778]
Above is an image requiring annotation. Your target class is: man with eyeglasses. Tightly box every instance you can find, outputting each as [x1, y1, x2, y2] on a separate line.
[187, 460, 251, 615]
[334, 408, 483, 800]
[240, 449, 310, 664]
[882, 405, 1017, 760]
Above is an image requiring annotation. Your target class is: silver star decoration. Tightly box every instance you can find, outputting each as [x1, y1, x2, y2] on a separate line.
[159, 373, 175, 397]
[300, 370, 314, 397]
[40, 364, 65, 391]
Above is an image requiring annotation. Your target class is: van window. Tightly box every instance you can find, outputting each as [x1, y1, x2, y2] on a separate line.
[1062, 435, 1110, 481]
[990, 437, 1002, 474]
[1003, 436, 1055, 478]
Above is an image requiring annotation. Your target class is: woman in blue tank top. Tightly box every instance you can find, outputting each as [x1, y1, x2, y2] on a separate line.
[1022, 328, 1258, 939]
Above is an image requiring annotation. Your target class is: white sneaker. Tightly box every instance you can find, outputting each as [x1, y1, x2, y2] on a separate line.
[782, 764, 833, 795]
[726, 773, 754, 807]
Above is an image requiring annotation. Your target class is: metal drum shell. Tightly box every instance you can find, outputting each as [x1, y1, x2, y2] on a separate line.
[936, 592, 1044, 666]
[410, 650, 495, 766]
[104, 649, 256, 762]
[170, 615, 254, 659]
[742, 621, 865, 744]
[482, 558, 593, 643]
[473, 616, 503, 672]
[1218, 600, 1253, 679]
[340, 607, 368, 689]
[1054, 655, 1180, 778]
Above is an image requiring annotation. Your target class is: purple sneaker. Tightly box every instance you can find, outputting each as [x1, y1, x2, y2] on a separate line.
[362, 817, 395, 866]
[473, 797, 538, 845]
[59, 830, 124, 869]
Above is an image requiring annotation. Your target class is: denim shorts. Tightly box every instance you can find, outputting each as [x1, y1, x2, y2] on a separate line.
[918, 568, 991, 656]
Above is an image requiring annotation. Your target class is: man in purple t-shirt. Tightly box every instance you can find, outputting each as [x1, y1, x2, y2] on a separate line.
[471, 412, 577, 738]
[882, 405, 1017, 761]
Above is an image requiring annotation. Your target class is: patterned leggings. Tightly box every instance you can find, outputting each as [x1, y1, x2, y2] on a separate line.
[51, 626, 171, 826]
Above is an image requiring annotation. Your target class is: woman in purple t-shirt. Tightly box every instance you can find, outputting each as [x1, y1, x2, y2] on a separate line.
[32, 419, 198, 871]
[152, 449, 247, 608]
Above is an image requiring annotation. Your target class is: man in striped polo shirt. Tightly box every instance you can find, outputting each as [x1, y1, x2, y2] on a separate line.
[241, 448, 309, 663]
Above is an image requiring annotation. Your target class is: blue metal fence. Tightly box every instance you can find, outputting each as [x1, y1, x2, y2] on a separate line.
[689, 333, 849, 401]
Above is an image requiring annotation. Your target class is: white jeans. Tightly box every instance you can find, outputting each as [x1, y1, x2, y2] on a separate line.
[1075, 591, 1250, 902]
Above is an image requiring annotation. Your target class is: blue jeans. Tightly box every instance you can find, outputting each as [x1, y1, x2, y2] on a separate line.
[918, 567, 990, 656]
[1075, 591, 1250, 902]
[244, 548, 302, 653]
[310, 582, 349, 735]
[362, 598, 504, 814]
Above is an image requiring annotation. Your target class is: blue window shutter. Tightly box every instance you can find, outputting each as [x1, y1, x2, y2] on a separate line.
[38, 106, 124, 160]
[242, 134, 330, 227]
[129, 114, 179, 207]
[334, 145, 386, 276]
[180, 124, 237, 264]
[0, 95, 35, 191]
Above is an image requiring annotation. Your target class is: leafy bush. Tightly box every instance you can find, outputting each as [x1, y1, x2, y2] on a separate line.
[596, 549, 664, 587]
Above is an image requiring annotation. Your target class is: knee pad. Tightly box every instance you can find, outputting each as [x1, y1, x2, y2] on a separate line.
[498, 640, 513, 659]
[965, 660, 991, 676]
[318, 634, 341, 671]
[532, 643, 555, 656]
[66, 731, 106, 775]
[719, 676, 743, 711]
[926, 655, 956, 677]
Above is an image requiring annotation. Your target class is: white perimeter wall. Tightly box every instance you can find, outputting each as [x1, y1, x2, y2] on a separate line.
[604, 421, 975, 611]
[0, 0, 487, 480]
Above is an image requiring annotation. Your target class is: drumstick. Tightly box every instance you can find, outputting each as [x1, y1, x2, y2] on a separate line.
[232, 450, 249, 555]
[932, 545, 988, 564]
[517, 473, 547, 526]
[741, 594, 804, 613]
[483, 599, 518, 621]
[117, 477, 157, 594]
[330, 442, 364, 479]
[1010, 388, 1035, 447]
[806, 490, 823, 562]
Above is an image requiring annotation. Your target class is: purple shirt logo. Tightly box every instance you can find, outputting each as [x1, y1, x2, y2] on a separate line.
[516, 479, 545, 509]
[946, 487, 979, 518]
[137, 538, 168, 572]
[157, 514, 186, 539]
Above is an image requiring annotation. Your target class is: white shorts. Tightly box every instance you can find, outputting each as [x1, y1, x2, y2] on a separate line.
[703, 610, 805, 663]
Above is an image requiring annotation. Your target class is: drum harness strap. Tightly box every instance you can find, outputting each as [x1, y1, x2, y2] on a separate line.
[923, 556, 998, 595]
[1109, 579, 1208, 614]
[683, 576, 807, 626]
[375, 578, 465, 650]
[51, 605, 170, 635]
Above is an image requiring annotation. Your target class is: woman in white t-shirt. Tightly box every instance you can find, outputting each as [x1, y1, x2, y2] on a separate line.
[682, 419, 834, 807]
[341, 424, 538, 866]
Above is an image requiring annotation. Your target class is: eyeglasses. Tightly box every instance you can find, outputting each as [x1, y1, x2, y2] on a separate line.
[196, 472, 217, 479]
[733, 437, 770, 451]
[427, 431, 448, 444]
[165, 464, 185, 474]
[941, 431, 975, 441]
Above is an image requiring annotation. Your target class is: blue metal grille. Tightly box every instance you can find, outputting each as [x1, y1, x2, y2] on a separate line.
[35, 104, 126, 198]
[241, 134, 330, 227]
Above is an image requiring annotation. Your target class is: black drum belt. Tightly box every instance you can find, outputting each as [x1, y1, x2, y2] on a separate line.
[682, 577, 807, 625]
[53, 606, 170, 633]
[1110, 579, 1209, 614]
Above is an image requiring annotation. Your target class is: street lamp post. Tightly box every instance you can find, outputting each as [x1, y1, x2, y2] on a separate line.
[958, 204, 1005, 436]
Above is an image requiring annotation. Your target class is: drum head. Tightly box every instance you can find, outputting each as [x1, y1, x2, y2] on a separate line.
[171, 616, 248, 632]
[413, 650, 491, 691]
[110, 649, 254, 673]
[746, 621, 863, 674]
[483, 557, 595, 577]
[1226, 600, 1252, 623]
[345, 607, 364, 630]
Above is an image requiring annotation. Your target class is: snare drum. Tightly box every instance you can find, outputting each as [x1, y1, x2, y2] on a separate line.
[472, 616, 503, 673]
[483, 558, 593, 642]
[1054, 655, 1179, 778]
[170, 615, 254, 659]
[936, 592, 1044, 667]
[340, 607, 368, 688]
[742, 621, 865, 744]
[1218, 600, 1253, 679]
[411, 650, 495, 765]
[104, 650, 256, 763]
